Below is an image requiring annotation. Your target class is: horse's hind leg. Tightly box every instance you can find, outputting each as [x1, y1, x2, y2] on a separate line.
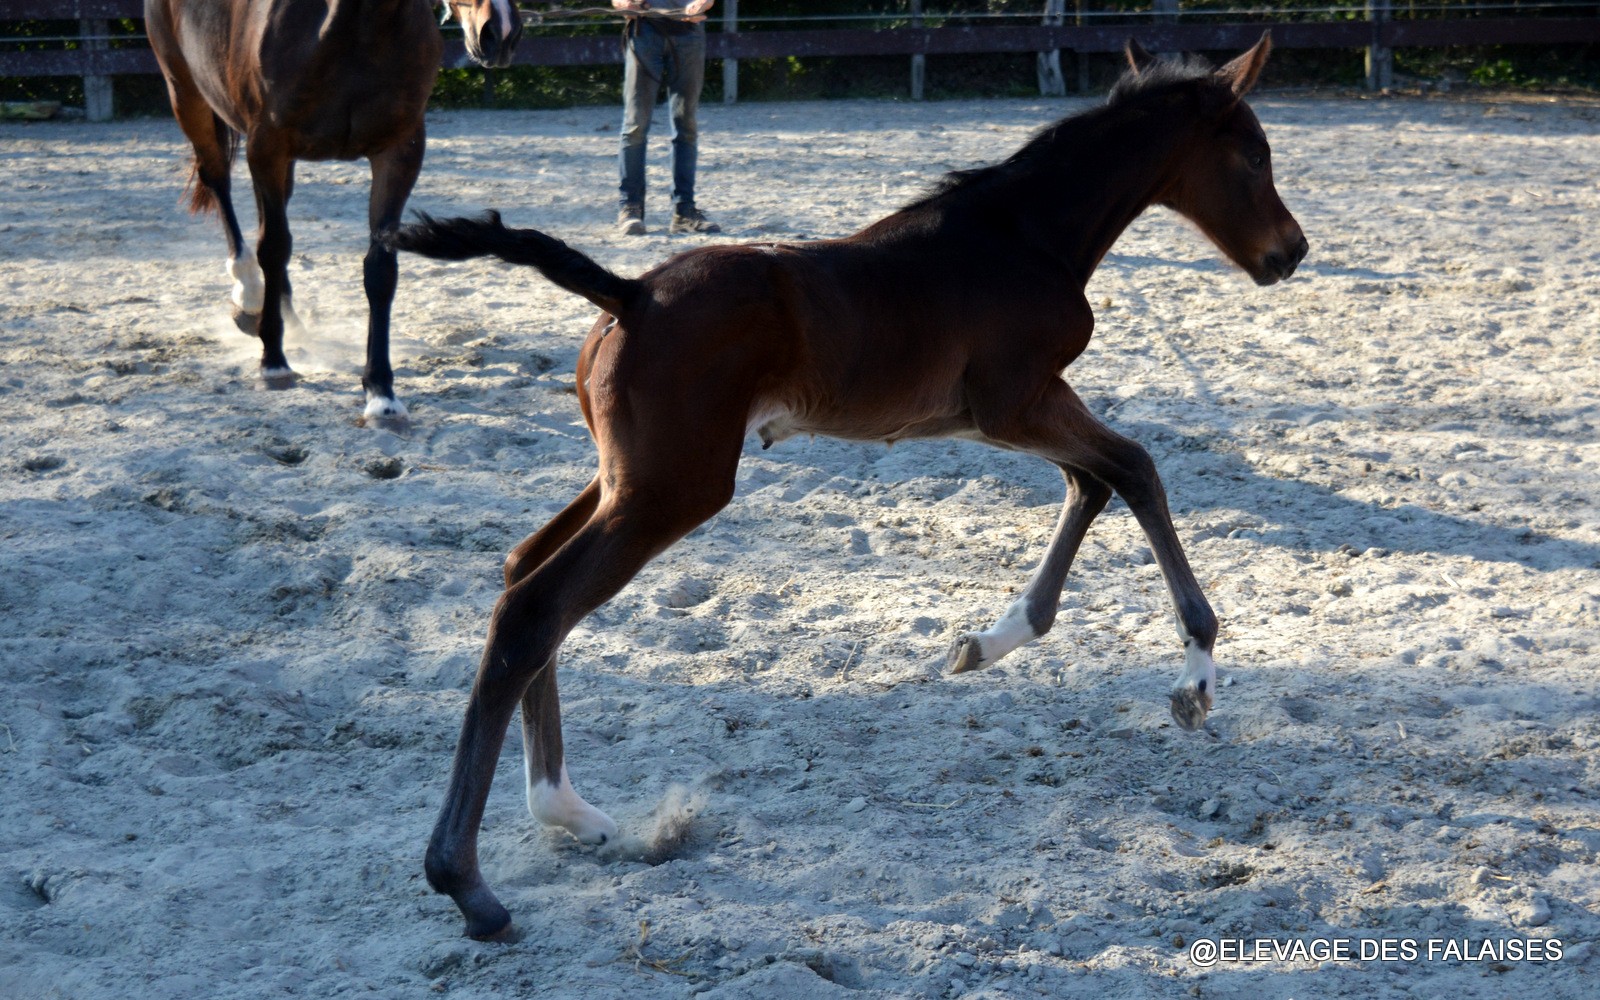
[980, 380, 1219, 731]
[160, 74, 261, 329]
[360, 125, 427, 427]
[949, 465, 1110, 673]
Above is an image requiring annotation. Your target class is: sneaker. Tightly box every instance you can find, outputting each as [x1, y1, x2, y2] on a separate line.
[617, 204, 646, 236]
[669, 204, 721, 234]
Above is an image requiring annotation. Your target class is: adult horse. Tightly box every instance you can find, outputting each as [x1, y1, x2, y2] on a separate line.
[396, 35, 1307, 940]
[145, 0, 523, 426]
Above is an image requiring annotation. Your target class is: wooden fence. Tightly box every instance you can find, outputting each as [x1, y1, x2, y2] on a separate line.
[3, 2, 1598, 121]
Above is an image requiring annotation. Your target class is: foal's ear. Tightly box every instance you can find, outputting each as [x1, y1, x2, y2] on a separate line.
[1124, 38, 1158, 76]
[1216, 30, 1272, 100]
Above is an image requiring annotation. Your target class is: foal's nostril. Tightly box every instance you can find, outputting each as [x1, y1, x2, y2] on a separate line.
[1293, 235, 1310, 264]
[479, 20, 500, 57]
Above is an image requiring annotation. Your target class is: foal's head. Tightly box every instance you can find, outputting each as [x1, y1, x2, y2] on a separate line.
[1120, 34, 1308, 286]
[446, 0, 524, 68]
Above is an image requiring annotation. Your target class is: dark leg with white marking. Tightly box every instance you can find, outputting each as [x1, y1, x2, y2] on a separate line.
[502, 479, 616, 843]
[160, 71, 261, 331]
[426, 477, 735, 939]
[948, 465, 1111, 672]
[245, 142, 296, 388]
[361, 125, 426, 427]
[977, 380, 1219, 730]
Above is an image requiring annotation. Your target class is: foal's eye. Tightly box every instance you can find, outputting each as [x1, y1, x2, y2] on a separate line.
[1249, 154, 1266, 171]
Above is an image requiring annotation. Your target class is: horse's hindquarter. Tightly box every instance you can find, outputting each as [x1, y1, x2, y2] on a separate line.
[257, 0, 441, 158]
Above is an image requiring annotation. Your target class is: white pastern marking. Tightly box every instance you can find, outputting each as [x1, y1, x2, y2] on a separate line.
[226, 252, 264, 314]
[363, 393, 409, 421]
[1175, 644, 1217, 700]
[971, 598, 1039, 665]
[527, 762, 618, 845]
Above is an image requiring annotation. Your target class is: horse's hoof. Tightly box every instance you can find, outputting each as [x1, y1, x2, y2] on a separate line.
[465, 909, 517, 943]
[361, 393, 410, 433]
[1168, 682, 1212, 732]
[261, 366, 297, 391]
[947, 635, 985, 674]
[232, 308, 261, 335]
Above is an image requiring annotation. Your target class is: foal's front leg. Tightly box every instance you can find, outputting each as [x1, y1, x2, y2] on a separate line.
[949, 466, 1110, 672]
[976, 380, 1219, 730]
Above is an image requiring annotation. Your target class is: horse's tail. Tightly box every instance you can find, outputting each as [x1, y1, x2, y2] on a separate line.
[185, 114, 239, 216]
[389, 211, 640, 317]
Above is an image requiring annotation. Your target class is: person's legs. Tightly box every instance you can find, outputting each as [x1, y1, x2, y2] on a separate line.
[665, 31, 705, 212]
[618, 26, 665, 214]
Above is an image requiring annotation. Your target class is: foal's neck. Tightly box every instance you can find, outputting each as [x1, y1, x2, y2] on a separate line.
[1019, 98, 1205, 288]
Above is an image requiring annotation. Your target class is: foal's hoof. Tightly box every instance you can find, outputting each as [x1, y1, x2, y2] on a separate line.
[1168, 681, 1213, 732]
[947, 635, 987, 674]
[232, 308, 261, 335]
[261, 366, 297, 391]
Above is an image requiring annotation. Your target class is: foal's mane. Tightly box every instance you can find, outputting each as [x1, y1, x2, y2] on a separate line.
[900, 54, 1219, 213]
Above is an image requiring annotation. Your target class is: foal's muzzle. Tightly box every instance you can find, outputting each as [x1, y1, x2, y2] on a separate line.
[1255, 233, 1309, 286]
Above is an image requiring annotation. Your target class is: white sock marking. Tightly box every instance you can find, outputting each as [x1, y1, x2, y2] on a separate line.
[226, 252, 264, 314]
[528, 762, 618, 846]
[970, 597, 1039, 666]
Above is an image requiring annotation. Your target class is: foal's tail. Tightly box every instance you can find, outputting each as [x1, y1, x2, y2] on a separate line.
[389, 211, 640, 317]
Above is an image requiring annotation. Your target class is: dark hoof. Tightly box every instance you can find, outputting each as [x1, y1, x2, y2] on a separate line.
[232, 309, 261, 335]
[465, 907, 516, 943]
[1168, 684, 1213, 732]
[261, 367, 297, 391]
[947, 636, 984, 674]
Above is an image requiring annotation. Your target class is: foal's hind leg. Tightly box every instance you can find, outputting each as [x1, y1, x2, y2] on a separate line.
[502, 478, 615, 843]
[949, 465, 1110, 673]
[983, 380, 1219, 730]
[360, 125, 426, 427]
[427, 475, 736, 939]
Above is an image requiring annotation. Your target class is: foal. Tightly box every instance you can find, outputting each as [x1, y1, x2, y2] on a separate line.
[398, 35, 1307, 939]
[145, 0, 523, 426]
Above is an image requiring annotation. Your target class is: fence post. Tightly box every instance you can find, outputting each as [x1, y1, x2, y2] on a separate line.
[1075, 0, 1089, 93]
[722, 0, 738, 103]
[80, 18, 113, 122]
[910, 0, 925, 100]
[1366, 0, 1393, 90]
[1038, 0, 1065, 97]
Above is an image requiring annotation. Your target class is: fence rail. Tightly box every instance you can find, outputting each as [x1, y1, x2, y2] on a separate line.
[3, 3, 1598, 120]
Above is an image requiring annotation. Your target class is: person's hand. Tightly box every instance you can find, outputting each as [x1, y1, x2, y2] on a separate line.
[612, 0, 646, 13]
[682, 0, 714, 22]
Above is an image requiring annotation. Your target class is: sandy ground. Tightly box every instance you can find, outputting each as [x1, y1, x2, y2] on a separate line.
[2, 91, 1598, 999]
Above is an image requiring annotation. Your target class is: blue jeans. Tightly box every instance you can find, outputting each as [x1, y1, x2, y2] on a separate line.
[618, 22, 705, 212]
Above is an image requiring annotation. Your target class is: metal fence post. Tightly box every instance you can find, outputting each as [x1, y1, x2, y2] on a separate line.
[722, 0, 738, 103]
[909, 0, 925, 100]
[1038, 0, 1065, 97]
[1367, 0, 1393, 90]
[80, 18, 113, 122]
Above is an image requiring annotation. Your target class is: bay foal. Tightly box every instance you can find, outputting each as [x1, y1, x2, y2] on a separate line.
[146, 0, 523, 426]
[397, 35, 1307, 939]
